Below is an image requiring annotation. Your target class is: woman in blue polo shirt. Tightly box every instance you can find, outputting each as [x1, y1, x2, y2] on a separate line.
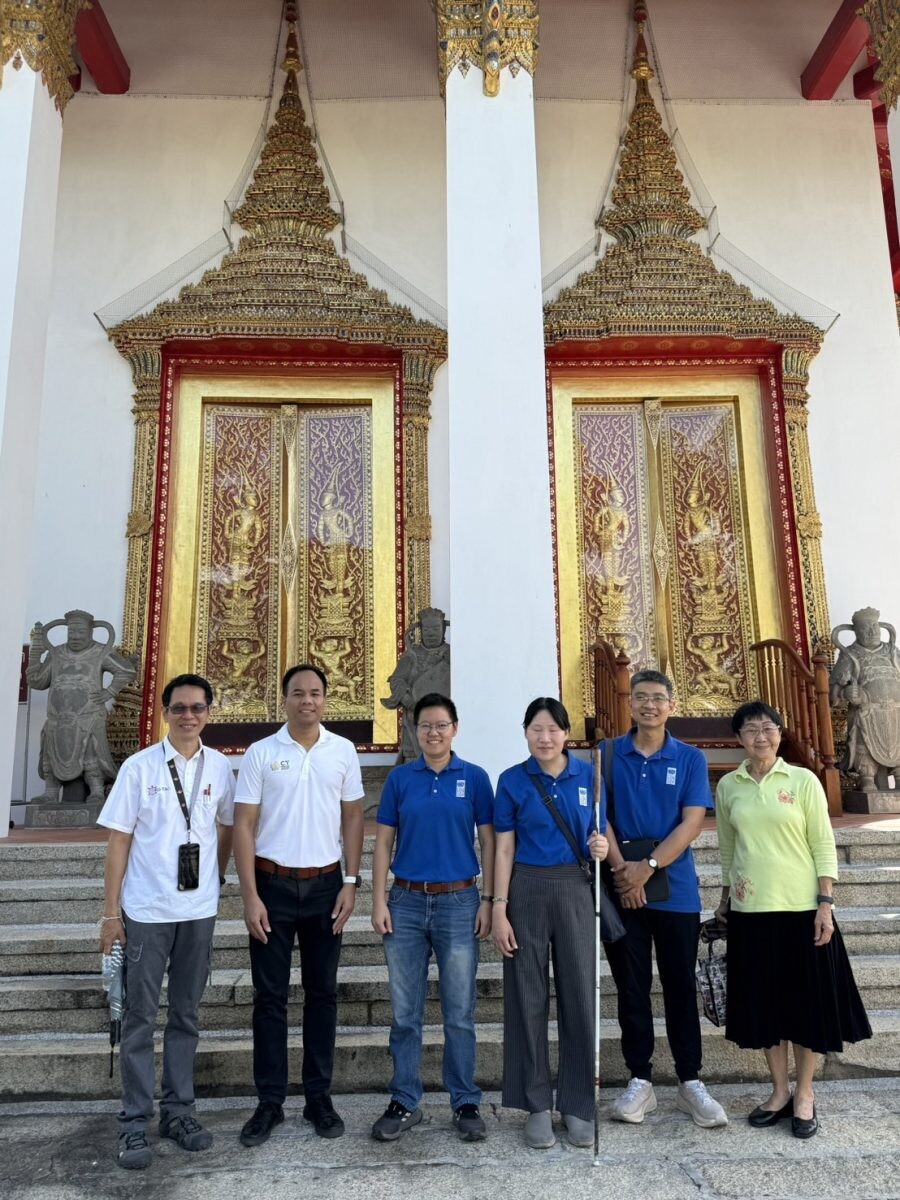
[370, 692, 495, 1144]
[491, 697, 608, 1150]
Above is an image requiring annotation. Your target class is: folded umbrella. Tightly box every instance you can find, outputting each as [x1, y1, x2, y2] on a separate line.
[101, 940, 126, 1078]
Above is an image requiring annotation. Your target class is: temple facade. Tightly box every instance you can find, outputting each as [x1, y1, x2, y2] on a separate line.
[2, 0, 900, 833]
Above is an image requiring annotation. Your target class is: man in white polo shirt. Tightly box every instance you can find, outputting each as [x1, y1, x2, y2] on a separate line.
[98, 673, 235, 1170]
[233, 663, 365, 1147]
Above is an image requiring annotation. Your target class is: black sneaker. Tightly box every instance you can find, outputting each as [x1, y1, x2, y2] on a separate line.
[371, 1099, 423, 1141]
[239, 1101, 284, 1147]
[453, 1103, 487, 1141]
[159, 1114, 213, 1151]
[116, 1130, 152, 1170]
[303, 1095, 345, 1139]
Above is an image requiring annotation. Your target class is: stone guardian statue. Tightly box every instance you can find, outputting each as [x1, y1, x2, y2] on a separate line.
[830, 606, 900, 792]
[381, 608, 451, 761]
[26, 610, 138, 802]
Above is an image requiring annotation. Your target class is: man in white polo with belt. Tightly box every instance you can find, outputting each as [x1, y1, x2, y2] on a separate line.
[233, 663, 365, 1147]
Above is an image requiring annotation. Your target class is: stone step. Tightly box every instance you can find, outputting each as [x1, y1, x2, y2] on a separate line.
[1, 954, 898, 1035]
[3, 905, 899, 977]
[1, 824, 899, 880]
[5, 861, 900, 924]
[1, 1011, 896, 1101]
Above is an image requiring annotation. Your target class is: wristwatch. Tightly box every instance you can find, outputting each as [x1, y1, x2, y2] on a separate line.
[647, 857, 659, 872]
[343, 874, 362, 888]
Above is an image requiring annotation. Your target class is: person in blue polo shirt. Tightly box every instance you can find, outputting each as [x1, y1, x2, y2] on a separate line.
[371, 692, 495, 1143]
[603, 669, 727, 1128]
[491, 697, 608, 1151]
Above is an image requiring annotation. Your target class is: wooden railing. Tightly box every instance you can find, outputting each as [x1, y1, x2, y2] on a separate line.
[592, 640, 633, 740]
[750, 639, 842, 816]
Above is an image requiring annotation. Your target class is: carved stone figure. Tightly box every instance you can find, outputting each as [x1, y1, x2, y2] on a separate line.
[689, 632, 740, 705]
[830, 607, 900, 792]
[381, 608, 451, 760]
[26, 611, 138, 802]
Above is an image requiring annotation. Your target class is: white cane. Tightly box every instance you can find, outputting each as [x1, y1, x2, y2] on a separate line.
[592, 743, 603, 1167]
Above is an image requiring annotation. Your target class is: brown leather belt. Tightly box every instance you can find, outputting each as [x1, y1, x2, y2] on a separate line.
[393, 876, 475, 894]
[255, 857, 339, 880]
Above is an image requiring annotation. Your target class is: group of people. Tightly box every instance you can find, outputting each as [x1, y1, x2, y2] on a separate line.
[98, 663, 871, 1170]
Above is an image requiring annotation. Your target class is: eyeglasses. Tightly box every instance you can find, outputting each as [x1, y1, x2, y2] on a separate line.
[166, 703, 210, 716]
[632, 693, 671, 707]
[417, 721, 454, 733]
[740, 724, 780, 736]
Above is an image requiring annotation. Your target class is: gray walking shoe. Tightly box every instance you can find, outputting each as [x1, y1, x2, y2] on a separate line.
[524, 1110, 555, 1149]
[116, 1130, 152, 1170]
[610, 1078, 657, 1123]
[676, 1080, 728, 1128]
[563, 1113, 594, 1148]
[159, 1114, 213, 1151]
[371, 1099, 423, 1141]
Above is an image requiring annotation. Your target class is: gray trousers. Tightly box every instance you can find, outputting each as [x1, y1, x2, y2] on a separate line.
[118, 913, 216, 1132]
[502, 863, 595, 1121]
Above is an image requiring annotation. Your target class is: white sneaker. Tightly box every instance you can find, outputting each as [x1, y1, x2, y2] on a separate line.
[676, 1080, 728, 1128]
[610, 1078, 657, 1123]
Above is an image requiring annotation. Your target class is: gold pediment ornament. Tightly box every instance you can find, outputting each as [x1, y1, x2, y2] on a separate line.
[861, 0, 900, 112]
[0, 0, 87, 112]
[106, 11, 445, 758]
[544, 2, 829, 651]
[436, 1, 539, 98]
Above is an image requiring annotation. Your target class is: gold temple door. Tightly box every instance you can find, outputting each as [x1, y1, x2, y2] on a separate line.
[154, 371, 399, 748]
[555, 374, 788, 737]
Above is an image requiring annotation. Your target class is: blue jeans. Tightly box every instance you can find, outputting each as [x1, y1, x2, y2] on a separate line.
[383, 884, 481, 1111]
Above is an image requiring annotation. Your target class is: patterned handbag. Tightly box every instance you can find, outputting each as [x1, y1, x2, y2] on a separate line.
[696, 919, 727, 1027]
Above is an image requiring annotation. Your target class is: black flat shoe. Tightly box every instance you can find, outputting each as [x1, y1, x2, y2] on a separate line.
[239, 1102, 284, 1147]
[303, 1095, 345, 1139]
[791, 1105, 818, 1139]
[748, 1097, 793, 1128]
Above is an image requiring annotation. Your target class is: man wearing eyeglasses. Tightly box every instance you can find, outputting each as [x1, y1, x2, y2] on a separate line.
[233, 664, 365, 1148]
[603, 669, 727, 1129]
[97, 673, 236, 1170]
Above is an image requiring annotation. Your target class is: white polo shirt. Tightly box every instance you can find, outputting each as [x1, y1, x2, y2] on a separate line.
[98, 737, 235, 923]
[235, 724, 364, 867]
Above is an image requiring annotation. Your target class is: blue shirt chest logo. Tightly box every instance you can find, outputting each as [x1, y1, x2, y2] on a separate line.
[666, 766, 677, 786]
[456, 779, 466, 798]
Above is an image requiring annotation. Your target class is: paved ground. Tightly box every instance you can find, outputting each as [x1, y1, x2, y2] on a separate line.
[2, 1080, 899, 1200]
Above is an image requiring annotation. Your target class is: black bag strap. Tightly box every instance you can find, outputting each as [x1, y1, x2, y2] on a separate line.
[526, 764, 591, 870]
[602, 737, 616, 828]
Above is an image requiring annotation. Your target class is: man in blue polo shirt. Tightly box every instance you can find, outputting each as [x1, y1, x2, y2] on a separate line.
[371, 692, 494, 1143]
[604, 669, 727, 1128]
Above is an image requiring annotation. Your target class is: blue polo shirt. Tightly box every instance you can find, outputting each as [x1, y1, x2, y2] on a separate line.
[494, 754, 607, 867]
[608, 731, 712, 913]
[377, 753, 494, 882]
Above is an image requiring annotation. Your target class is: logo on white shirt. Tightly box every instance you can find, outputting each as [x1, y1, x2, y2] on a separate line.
[579, 787, 588, 806]
[269, 760, 291, 772]
[146, 785, 170, 797]
[456, 779, 466, 798]
[666, 766, 677, 786]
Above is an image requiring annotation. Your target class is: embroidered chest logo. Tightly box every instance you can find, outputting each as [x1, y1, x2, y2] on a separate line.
[666, 767, 677, 786]
[270, 760, 291, 772]
[146, 785, 170, 797]
[777, 789, 795, 805]
[456, 779, 466, 798]
[578, 787, 588, 807]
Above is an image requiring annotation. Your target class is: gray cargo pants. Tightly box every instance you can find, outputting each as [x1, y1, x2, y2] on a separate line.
[118, 913, 216, 1132]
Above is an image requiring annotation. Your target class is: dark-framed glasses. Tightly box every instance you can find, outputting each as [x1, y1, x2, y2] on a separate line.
[166, 703, 210, 716]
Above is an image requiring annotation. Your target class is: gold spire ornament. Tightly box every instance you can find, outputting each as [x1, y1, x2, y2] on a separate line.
[436, 1, 539, 98]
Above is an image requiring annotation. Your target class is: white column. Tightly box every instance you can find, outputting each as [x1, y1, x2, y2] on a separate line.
[445, 66, 557, 783]
[0, 66, 65, 835]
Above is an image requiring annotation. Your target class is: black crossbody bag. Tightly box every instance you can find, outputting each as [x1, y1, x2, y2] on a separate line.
[601, 738, 670, 904]
[526, 767, 625, 944]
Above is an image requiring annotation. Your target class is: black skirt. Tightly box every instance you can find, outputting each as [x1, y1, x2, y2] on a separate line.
[725, 909, 872, 1053]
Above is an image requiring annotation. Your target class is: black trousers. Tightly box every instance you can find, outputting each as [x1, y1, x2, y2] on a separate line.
[249, 869, 343, 1105]
[604, 905, 701, 1083]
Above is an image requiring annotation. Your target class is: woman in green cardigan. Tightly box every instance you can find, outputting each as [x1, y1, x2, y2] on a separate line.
[715, 700, 870, 1139]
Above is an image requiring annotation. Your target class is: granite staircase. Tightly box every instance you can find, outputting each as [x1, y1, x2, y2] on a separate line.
[0, 825, 898, 1099]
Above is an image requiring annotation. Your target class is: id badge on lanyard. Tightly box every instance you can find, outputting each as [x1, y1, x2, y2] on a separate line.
[165, 749, 204, 891]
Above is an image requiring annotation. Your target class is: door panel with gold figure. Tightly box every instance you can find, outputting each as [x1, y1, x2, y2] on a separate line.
[554, 374, 786, 737]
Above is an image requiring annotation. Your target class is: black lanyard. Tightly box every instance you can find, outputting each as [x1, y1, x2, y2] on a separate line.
[164, 748, 204, 841]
